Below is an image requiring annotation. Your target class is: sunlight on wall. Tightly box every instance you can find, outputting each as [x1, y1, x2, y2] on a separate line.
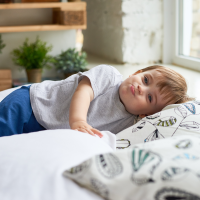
[76, 29, 84, 52]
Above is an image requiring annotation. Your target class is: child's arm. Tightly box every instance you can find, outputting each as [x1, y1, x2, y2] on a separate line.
[69, 76, 103, 138]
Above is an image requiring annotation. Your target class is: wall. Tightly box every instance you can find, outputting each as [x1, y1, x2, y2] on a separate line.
[83, 0, 163, 64]
[82, 0, 123, 63]
[162, 0, 174, 64]
[122, 0, 163, 64]
[190, 0, 200, 58]
[0, 8, 76, 80]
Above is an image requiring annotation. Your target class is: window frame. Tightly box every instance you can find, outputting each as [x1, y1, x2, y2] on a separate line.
[172, 0, 200, 71]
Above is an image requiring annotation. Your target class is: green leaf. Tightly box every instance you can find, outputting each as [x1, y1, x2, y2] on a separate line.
[10, 36, 53, 70]
[0, 34, 6, 54]
[52, 48, 88, 73]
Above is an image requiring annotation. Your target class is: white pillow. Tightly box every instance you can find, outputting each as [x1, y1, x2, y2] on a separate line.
[64, 134, 200, 200]
[0, 129, 114, 200]
[116, 101, 200, 149]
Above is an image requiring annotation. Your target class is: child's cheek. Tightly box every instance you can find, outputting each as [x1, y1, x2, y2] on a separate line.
[119, 86, 127, 96]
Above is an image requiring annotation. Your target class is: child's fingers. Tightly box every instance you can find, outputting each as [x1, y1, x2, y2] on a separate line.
[78, 128, 88, 134]
[77, 128, 95, 136]
[86, 129, 96, 136]
[92, 128, 103, 138]
[73, 127, 102, 137]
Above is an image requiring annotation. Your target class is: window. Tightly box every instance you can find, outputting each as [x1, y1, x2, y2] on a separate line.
[173, 0, 200, 70]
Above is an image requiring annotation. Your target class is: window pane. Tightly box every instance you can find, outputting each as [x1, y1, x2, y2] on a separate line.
[179, 0, 200, 60]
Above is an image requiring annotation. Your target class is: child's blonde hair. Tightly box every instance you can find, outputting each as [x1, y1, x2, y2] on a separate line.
[139, 65, 195, 104]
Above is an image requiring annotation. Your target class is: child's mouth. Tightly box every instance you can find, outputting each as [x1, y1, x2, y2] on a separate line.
[131, 85, 135, 95]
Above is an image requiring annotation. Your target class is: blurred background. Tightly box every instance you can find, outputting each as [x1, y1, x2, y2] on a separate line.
[0, 0, 200, 99]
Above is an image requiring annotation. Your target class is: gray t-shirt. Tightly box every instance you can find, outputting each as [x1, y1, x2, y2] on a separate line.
[30, 65, 136, 134]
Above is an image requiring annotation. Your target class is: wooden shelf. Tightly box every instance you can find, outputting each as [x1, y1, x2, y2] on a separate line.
[0, 24, 86, 33]
[0, 2, 85, 10]
[0, 2, 87, 33]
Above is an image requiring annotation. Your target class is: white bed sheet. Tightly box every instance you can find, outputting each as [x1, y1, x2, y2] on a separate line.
[0, 129, 115, 200]
[0, 86, 117, 200]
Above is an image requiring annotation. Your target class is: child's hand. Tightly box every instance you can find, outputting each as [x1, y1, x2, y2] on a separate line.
[71, 121, 103, 138]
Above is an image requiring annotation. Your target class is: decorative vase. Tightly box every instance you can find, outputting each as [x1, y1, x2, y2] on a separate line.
[26, 69, 42, 83]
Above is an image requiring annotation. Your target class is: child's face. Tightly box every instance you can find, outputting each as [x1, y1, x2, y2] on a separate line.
[119, 69, 168, 118]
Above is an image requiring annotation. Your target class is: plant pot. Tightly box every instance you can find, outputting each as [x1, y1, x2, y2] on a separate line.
[26, 69, 42, 83]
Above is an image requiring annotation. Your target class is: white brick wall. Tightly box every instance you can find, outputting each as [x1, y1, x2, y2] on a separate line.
[121, 0, 163, 64]
[190, 0, 200, 58]
[83, 0, 163, 64]
[82, 0, 123, 63]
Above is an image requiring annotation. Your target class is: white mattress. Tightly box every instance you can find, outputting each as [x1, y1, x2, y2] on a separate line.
[0, 129, 115, 200]
[0, 86, 116, 200]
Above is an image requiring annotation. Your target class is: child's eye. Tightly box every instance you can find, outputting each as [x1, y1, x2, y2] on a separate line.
[144, 76, 148, 84]
[148, 94, 152, 103]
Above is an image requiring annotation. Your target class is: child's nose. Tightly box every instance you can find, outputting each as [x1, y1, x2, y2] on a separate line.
[138, 85, 143, 95]
[138, 85, 146, 95]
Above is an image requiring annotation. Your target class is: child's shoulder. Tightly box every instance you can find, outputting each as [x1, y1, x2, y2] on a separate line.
[93, 64, 121, 76]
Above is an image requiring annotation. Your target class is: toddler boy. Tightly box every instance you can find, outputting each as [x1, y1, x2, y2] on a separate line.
[0, 65, 194, 137]
[68, 65, 194, 137]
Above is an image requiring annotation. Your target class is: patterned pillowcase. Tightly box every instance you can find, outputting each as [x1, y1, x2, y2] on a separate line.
[64, 134, 200, 200]
[116, 101, 200, 149]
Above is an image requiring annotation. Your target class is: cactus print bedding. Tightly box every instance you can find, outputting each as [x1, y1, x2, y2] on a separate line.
[116, 101, 200, 147]
[65, 135, 200, 200]
[65, 101, 200, 200]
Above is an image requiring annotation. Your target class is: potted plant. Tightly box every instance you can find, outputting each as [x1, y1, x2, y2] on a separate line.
[11, 36, 53, 83]
[0, 34, 5, 54]
[52, 48, 88, 78]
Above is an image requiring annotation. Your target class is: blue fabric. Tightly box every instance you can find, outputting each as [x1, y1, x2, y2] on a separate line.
[0, 86, 45, 137]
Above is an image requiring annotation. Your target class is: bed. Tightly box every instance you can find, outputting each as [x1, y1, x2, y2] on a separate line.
[0, 87, 200, 200]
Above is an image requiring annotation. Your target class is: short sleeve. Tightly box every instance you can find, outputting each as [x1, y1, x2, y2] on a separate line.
[78, 65, 122, 99]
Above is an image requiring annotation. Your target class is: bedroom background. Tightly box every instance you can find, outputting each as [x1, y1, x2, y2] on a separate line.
[0, 0, 200, 100]
[1, 1, 200, 200]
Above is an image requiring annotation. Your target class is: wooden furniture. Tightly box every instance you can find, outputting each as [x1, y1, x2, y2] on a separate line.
[0, 69, 12, 91]
[0, 2, 86, 33]
[22, 0, 59, 2]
